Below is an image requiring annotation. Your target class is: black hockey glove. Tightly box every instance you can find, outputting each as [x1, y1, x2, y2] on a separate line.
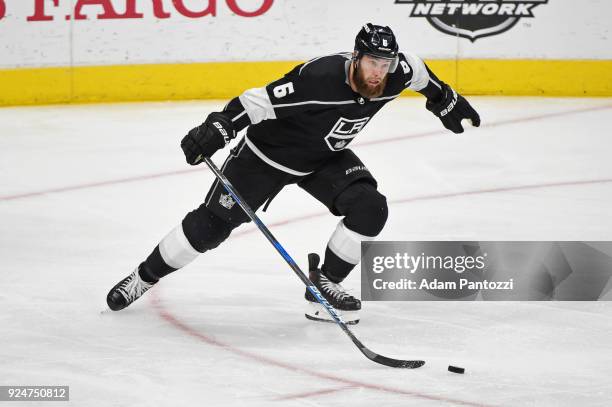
[426, 83, 481, 134]
[181, 112, 236, 165]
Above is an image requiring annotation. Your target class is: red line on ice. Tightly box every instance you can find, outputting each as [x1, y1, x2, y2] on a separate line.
[5, 102, 606, 404]
[355, 103, 612, 147]
[231, 178, 612, 238]
[2, 102, 610, 404]
[151, 291, 493, 407]
[1, 103, 610, 202]
[272, 386, 356, 401]
[151, 176, 612, 406]
[0, 167, 206, 201]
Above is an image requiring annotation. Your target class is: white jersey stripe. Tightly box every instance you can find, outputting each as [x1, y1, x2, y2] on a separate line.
[371, 93, 402, 101]
[273, 99, 356, 108]
[231, 110, 248, 122]
[245, 136, 313, 176]
[429, 77, 443, 90]
[273, 94, 400, 107]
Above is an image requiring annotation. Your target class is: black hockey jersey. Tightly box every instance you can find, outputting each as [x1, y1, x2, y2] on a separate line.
[222, 52, 442, 175]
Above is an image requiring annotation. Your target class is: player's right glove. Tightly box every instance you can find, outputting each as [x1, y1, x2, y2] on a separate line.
[426, 83, 480, 134]
[181, 112, 236, 165]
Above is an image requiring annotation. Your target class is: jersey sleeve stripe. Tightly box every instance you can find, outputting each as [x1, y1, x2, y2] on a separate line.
[402, 52, 431, 92]
[238, 87, 277, 125]
[231, 110, 248, 122]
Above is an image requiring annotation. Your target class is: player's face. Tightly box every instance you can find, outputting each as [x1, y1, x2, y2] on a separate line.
[359, 54, 392, 85]
[352, 54, 391, 98]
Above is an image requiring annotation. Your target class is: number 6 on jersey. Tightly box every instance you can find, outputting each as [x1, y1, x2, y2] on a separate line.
[273, 82, 295, 98]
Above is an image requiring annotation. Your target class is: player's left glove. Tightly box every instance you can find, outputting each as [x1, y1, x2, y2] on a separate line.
[426, 83, 481, 134]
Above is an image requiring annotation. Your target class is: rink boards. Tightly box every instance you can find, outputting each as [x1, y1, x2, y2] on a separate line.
[1, 0, 612, 105]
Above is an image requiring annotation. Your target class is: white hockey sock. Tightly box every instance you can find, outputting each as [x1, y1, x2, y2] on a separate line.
[327, 220, 376, 265]
[158, 224, 200, 269]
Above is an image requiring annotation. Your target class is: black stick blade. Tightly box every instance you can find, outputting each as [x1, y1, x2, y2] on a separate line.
[360, 347, 425, 369]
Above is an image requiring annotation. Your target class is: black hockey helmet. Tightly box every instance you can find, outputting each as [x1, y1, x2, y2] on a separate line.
[354, 23, 399, 72]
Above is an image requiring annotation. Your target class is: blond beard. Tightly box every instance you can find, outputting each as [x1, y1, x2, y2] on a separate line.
[352, 63, 388, 98]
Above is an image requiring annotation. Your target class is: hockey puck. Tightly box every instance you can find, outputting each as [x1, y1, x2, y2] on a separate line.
[448, 365, 465, 374]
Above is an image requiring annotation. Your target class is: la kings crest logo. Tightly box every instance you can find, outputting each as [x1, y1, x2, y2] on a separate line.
[325, 117, 371, 152]
[219, 193, 236, 210]
[395, 0, 549, 42]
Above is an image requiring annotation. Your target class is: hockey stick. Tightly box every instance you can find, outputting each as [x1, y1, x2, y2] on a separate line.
[201, 155, 424, 369]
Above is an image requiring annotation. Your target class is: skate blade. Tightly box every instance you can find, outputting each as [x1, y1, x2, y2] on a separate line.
[305, 301, 359, 325]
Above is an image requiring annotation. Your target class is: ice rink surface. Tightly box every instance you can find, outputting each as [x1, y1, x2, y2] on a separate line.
[1, 97, 612, 406]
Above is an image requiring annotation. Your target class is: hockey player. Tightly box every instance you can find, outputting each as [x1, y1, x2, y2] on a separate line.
[107, 23, 480, 324]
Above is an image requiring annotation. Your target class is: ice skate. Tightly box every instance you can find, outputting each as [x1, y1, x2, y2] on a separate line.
[305, 253, 361, 325]
[106, 264, 156, 311]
